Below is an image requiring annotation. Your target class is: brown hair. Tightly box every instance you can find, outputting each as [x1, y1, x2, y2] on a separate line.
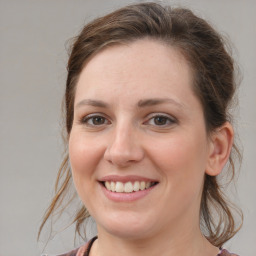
[38, 2, 242, 247]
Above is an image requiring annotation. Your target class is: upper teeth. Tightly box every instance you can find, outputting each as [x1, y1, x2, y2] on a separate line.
[104, 181, 153, 193]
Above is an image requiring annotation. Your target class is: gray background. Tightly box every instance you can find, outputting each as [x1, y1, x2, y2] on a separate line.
[0, 0, 255, 255]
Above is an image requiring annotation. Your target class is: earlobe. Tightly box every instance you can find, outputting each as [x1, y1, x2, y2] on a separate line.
[205, 122, 234, 176]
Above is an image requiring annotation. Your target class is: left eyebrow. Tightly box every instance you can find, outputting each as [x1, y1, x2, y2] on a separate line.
[137, 98, 185, 109]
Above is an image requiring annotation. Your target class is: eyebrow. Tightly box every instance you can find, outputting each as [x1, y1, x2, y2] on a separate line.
[137, 98, 184, 109]
[75, 99, 109, 109]
[75, 98, 184, 109]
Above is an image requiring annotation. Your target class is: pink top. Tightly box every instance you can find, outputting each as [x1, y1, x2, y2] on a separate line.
[58, 237, 239, 256]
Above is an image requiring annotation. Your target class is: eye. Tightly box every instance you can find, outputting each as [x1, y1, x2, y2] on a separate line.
[145, 114, 176, 127]
[81, 114, 110, 126]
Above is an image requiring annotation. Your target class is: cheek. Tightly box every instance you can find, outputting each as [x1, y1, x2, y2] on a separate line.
[68, 132, 103, 197]
[148, 133, 208, 191]
[69, 132, 101, 173]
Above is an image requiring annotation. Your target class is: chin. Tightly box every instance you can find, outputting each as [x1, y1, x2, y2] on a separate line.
[97, 214, 155, 240]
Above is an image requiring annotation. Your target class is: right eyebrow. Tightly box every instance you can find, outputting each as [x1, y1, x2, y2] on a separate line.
[75, 99, 109, 109]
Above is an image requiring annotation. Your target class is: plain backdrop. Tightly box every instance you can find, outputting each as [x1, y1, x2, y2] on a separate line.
[0, 0, 255, 255]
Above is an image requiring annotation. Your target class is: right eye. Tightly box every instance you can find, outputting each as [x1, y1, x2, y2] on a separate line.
[81, 114, 110, 126]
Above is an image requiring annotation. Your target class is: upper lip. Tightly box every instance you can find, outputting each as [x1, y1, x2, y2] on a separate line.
[99, 175, 158, 183]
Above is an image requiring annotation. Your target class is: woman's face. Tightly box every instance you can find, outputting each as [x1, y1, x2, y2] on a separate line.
[69, 39, 212, 240]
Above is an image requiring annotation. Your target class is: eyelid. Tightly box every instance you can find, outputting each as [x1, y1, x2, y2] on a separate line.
[146, 112, 176, 120]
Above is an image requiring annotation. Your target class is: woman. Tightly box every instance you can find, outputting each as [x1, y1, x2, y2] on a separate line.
[39, 2, 242, 256]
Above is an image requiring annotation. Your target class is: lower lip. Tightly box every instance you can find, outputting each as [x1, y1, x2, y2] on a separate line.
[100, 183, 157, 202]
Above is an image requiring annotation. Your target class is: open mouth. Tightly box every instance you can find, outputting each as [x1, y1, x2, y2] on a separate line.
[100, 181, 158, 193]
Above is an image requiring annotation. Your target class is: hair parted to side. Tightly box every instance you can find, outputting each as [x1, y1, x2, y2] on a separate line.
[38, 2, 242, 247]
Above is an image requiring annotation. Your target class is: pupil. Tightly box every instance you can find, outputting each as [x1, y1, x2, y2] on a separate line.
[155, 116, 166, 125]
[93, 116, 104, 125]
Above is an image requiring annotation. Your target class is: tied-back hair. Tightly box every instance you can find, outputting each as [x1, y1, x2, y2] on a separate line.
[38, 2, 242, 247]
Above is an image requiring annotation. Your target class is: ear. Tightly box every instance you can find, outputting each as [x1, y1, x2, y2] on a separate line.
[205, 122, 234, 176]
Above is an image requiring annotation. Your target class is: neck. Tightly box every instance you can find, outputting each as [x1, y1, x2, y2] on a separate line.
[90, 222, 219, 256]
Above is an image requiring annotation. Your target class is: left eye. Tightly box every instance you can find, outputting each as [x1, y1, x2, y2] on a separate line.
[146, 115, 175, 126]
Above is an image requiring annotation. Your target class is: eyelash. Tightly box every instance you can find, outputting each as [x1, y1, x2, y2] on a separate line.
[79, 113, 176, 127]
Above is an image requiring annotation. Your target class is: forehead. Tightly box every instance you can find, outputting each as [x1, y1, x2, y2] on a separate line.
[75, 39, 195, 105]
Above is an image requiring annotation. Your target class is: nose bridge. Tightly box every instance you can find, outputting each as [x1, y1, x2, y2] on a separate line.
[104, 118, 144, 166]
[113, 121, 132, 148]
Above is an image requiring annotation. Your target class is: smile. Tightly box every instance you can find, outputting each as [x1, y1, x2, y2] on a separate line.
[99, 175, 159, 201]
[103, 181, 157, 193]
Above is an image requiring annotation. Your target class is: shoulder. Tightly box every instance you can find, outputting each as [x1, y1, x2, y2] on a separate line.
[56, 236, 98, 256]
[219, 249, 240, 256]
[57, 243, 88, 256]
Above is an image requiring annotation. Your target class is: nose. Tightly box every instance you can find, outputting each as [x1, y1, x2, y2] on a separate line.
[104, 124, 144, 168]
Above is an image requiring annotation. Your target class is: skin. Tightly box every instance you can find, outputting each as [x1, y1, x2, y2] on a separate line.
[69, 39, 233, 256]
